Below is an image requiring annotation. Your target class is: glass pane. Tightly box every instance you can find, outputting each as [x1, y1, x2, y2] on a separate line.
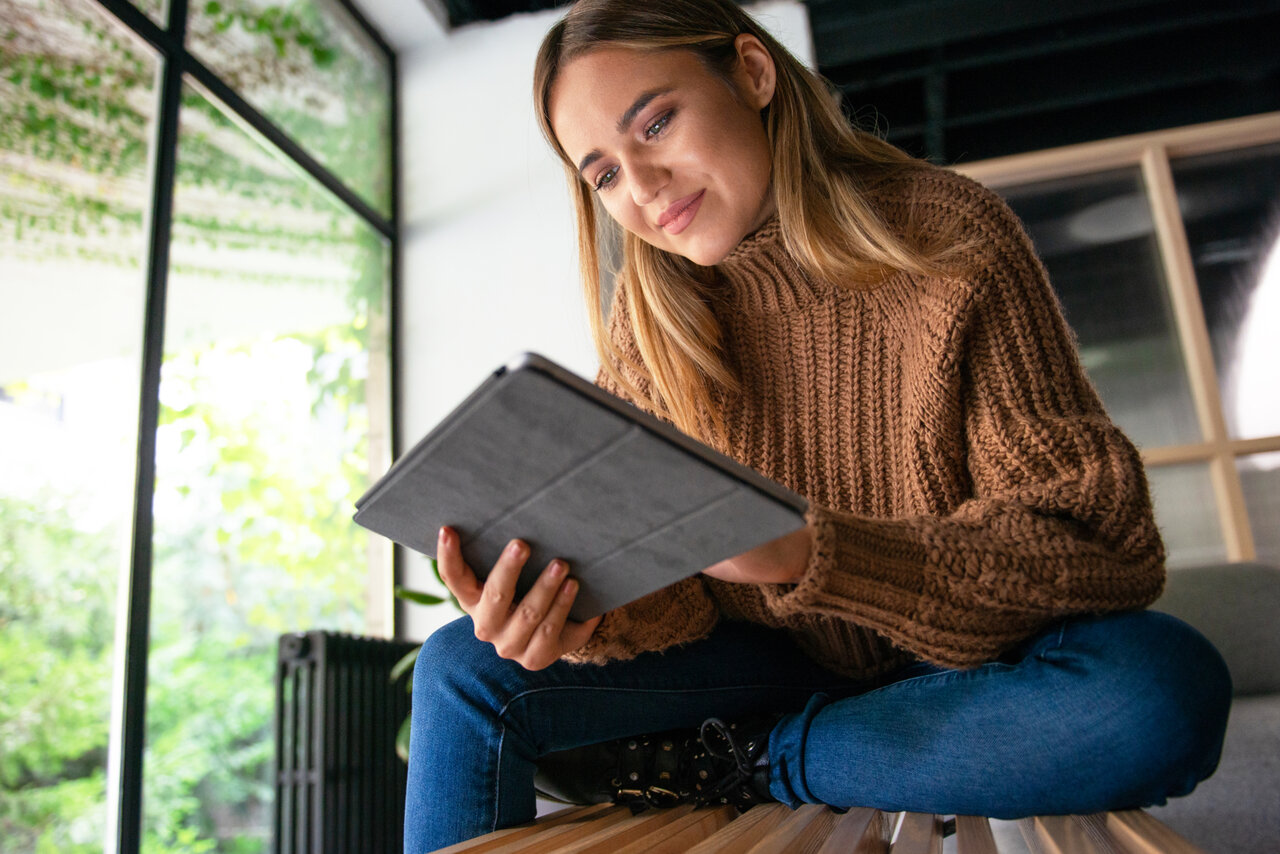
[1172, 142, 1280, 441]
[133, 0, 167, 25]
[1147, 463, 1229, 569]
[1238, 452, 1280, 566]
[999, 169, 1201, 450]
[0, 0, 156, 848]
[186, 0, 391, 218]
[141, 82, 390, 851]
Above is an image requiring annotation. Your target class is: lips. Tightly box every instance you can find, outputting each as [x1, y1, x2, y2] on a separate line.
[657, 190, 705, 235]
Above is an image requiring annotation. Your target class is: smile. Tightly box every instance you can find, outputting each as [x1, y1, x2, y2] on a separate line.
[658, 190, 705, 235]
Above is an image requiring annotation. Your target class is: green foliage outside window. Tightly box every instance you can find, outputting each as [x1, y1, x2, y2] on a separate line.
[0, 497, 116, 852]
[0, 0, 395, 849]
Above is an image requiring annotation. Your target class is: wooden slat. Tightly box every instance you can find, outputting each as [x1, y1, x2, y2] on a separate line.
[438, 804, 633, 854]
[1104, 809, 1209, 854]
[1141, 434, 1280, 467]
[956, 111, 1280, 188]
[434, 803, 1208, 854]
[816, 807, 893, 854]
[745, 804, 839, 854]
[609, 805, 738, 854]
[955, 815, 999, 854]
[685, 803, 792, 853]
[891, 813, 943, 854]
[1141, 144, 1257, 561]
[1023, 815, 1122, 854]
[429, 804, 618, 853]
[555, 803, 707, 854]
[490, 808, 635, 854]
[499, 806, 639, 854]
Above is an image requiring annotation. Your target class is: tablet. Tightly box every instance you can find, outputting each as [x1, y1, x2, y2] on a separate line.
[353, 353, 809, 621]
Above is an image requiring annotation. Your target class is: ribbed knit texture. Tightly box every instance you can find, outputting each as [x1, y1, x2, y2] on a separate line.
[565, 166, 1165, 677]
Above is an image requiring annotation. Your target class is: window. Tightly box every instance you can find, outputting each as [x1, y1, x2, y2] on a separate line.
[962, 113, 1280, 568]
[0, 0, 396, 849]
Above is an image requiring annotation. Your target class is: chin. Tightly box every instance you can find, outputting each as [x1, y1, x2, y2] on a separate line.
[672, 233, 739, 267]
[682, 249, 723, 267]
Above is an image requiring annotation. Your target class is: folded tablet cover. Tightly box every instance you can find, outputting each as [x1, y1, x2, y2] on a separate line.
[354, 353, 809, 621]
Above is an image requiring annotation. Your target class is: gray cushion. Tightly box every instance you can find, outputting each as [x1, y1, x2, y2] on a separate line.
[1152, 562, 1280, 696]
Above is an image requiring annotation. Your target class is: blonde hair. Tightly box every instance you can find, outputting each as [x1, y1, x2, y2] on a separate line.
[535, 0, 963, 442]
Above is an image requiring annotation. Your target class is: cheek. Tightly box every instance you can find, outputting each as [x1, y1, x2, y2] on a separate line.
[734, 128, 773, 190]
[599, 195, 643, 232]
[701, 115, 771, 191]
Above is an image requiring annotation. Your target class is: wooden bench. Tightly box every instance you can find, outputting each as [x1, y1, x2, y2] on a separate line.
[429, 802, 1207, 853]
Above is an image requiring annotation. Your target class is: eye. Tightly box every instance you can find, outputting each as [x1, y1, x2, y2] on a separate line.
[593, 165, 619, 192]
[644, 110, 673, 139]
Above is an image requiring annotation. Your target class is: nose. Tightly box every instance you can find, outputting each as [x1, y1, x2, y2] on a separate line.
[628, 157, 669, 206]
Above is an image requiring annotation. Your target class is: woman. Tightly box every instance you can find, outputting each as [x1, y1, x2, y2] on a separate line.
[402, 1, 1231, 850]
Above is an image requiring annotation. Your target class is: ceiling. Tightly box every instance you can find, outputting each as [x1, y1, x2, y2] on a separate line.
[435, 0, 1280, 164]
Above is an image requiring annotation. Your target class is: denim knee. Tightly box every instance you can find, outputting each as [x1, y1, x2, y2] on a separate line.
[1097, 610, 1233, 802]
[1153, 611, 1232, 781]
[414, 615, 512, 716]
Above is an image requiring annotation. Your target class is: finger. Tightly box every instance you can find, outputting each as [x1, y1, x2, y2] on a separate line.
[493, 559, 569, 659]
[436, 527, 482, 611]
[523, 578, 595, 669]
[471, 539, 531, 641]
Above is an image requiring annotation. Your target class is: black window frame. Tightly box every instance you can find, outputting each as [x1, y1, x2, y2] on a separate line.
[81, 0, 401, 849]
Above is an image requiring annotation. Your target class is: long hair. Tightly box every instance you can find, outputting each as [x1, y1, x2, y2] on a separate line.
[534, 0, 963, 441]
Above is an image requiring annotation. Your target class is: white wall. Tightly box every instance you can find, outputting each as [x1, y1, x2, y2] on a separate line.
[357, 0, 815, 640]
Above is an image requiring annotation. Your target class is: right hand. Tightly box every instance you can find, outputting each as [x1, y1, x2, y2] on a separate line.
[436, 526, 602, 671]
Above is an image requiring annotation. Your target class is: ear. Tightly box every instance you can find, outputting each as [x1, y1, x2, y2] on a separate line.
[733, 34, 776, 110]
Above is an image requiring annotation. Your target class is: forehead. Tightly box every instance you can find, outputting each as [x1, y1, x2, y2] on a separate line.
[548, 47, 710, 156]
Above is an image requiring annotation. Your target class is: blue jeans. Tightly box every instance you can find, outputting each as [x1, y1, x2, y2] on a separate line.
[403, 610, 1230, 852]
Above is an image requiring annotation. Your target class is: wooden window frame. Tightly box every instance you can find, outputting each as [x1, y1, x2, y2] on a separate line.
[956, 111, 1280, 562]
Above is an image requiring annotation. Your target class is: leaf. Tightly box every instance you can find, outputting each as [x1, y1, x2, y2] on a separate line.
[395, 716, 411, 763]
[393, 585, 444, 607]
[389, 645, 419, 683]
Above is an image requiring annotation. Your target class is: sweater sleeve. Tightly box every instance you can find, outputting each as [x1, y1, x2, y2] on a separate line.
[562, 279, 720, 665]
[760, 180, 1166, 668]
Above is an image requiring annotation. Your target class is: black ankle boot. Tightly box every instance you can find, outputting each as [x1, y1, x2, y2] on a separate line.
[689, 717, 775, 810]
[532, 729, 700, 811]
[533, 715, 779, 813]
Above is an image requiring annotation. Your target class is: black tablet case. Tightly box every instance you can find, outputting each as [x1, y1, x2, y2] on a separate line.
[353, 353, 808, 621]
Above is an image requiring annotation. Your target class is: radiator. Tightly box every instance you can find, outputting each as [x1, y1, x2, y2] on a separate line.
[274, 631, 419, 854]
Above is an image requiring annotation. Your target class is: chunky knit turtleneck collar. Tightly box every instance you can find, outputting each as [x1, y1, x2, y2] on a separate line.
[713, 214, 822, 314]
[719, 213, 783, 267]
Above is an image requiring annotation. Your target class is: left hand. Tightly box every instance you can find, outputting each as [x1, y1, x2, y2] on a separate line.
[701, 525, 813, 585]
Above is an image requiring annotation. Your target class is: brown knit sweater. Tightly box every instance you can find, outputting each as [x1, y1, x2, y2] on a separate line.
[567, 166, 1165, 678]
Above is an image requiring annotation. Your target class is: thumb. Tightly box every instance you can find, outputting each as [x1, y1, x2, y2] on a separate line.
[561, 614, 603, 654]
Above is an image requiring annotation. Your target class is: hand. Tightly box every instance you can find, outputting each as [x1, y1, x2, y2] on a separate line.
[436, 526, 602, 671]
[701, 525, 813, 585]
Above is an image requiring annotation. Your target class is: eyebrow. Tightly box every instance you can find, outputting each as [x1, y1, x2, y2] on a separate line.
[575, 87, 675, 175]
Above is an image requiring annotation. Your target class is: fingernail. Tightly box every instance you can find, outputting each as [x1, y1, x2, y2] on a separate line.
[507, 540, 526, 559]
[561, 578, 577, 597]
[549, 560, 567, 579]
[438, 527, 450, 546]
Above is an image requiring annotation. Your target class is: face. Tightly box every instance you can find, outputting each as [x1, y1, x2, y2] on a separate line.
[548, 40, 777, 267]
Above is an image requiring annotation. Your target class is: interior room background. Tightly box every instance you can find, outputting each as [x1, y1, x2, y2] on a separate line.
[1, 0, 1276, 850]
